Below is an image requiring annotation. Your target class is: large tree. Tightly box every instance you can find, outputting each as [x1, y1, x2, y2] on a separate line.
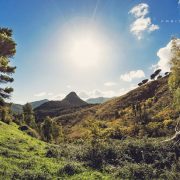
[165, 38, 180, 142]
[41, 116, 53, 142]
[0, 28, 16, 102]
[23, 103, 36, 128]
[168, 38, 180, 111]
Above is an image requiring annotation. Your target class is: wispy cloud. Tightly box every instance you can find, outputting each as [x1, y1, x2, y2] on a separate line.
[34, 92, 54, 97]
[129, 3, 159, 40]
[120, 70, 145, 82]
[91, 0, 100, 21]
[104, 81, 117, 87]
[78, 89, 118, 99]
[49, 93, 66, 100]
[78, 86, 137, 100]
[34, 92, 46, 97]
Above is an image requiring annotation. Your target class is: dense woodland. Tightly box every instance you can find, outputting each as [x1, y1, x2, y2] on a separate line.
[0, 28, 180, 179]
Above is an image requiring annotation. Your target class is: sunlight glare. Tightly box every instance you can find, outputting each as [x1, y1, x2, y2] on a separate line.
[60, 22, 110, 69]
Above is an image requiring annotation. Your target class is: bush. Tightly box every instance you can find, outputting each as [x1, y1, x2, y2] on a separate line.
[115, 163, 155, 179]
[45, 147, 60, 158]
[58, 163, 84, 176]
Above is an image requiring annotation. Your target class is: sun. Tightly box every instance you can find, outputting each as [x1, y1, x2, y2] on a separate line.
[60, 22, 110, 69]
[69, 34, 103, 68]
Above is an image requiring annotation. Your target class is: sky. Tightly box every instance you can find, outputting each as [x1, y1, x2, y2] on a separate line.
[0, 0, 179, 104]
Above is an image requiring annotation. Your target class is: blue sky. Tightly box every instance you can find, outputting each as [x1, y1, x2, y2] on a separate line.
[0, 0, 179, 103]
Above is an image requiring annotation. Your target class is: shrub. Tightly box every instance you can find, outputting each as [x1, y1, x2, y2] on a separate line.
[115, 163, 155, 179]
[58, 163, 84, 176]
[45, 147, 60, 158]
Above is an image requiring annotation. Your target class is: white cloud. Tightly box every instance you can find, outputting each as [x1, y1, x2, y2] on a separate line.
[148, 24, 159, 32]
[129, 3, 159, 40]
[130, 17, 151, 40]
[154, 38, 180, 72]
[34, 92, 54, 97]
[178, 0, 180, 4]
[129, 3, 149, 18]
[49, 93, 66, 100]
[67, 85, 71, 89]
[104, 81, 117, 86]
[78, 89, 118, 99]
[120, 70, 145, 82]
[34, 92, 46, 97]
[78, 86, 138, 100]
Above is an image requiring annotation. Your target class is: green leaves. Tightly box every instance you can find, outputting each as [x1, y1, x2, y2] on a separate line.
[168, 38, 180, 111]
[0, 27, 16, 101]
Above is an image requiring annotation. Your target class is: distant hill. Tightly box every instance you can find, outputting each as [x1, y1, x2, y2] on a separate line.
[86, 97, 112, 104]
[35, 92, 93, 121]
[11, 99, 49, 114]
[61, 92, 88, 106]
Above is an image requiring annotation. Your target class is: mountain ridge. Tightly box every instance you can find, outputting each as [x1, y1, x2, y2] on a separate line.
[34, 92, 91, 121]
[11, 99, 49, 113]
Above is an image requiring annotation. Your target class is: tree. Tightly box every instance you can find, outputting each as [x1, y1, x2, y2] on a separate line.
[165, 72, 169, 76]
[150, 69, 161, 80]
[142, 79, 148, 84]
[0, 105, 12, 124]
[168, 38, 180, 111]
[23, 103, 36, 128]
[52, 122, 64, 143]
[0, 28, 16, 102]
[150, 73, 156, 80]
[41, 116, 53, 142]
[164, 38, 180, 142]
[157, 75, 162, 79]
[154, 69, 161, 77]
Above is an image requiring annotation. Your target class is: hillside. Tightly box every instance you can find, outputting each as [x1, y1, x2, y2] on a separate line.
[54, 76, 178, 139]
[0, 121, 109, 179]
[11, 99, 49, 114]
[95, 75, 173, 120]
[1, 76, 180, 179]
[34, 92, 94, 121]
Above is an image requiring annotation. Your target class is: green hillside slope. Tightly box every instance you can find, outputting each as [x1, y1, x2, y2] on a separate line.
[0, 121, 110, 179]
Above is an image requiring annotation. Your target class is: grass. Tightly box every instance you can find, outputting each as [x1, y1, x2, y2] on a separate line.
[0, 121, 110, 179]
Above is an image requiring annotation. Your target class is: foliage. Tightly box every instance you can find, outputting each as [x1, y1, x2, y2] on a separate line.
[41, 116, 64, 143]
[0, 28, 16, 101]
[0, 121, 108, 179]
[150, 69, 161, 80]
[22, 103, 36, 128]
[41, 116, 53, 142]
[58, 163, 84, 176]
[168, 38, 180, 111]
[0, 105, 12, 124]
